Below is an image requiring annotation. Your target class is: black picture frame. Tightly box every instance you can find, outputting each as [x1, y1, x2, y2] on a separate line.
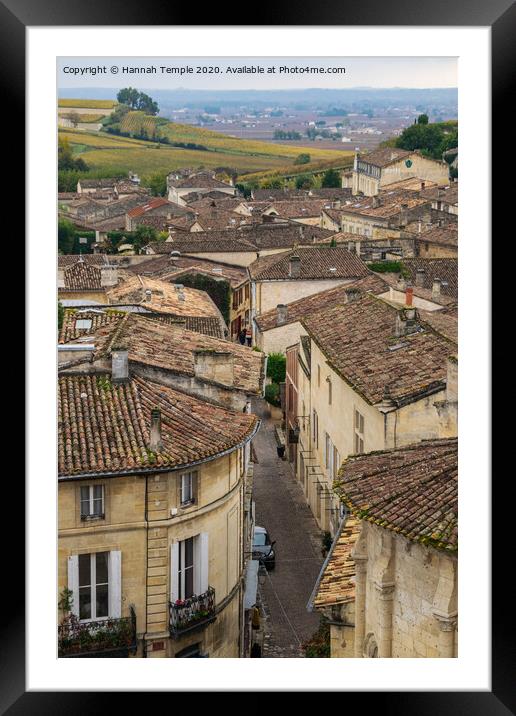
[6, 0, 505, 709]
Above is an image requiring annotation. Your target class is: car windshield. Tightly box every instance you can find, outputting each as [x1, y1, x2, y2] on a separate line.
[253, 533, 268, 546]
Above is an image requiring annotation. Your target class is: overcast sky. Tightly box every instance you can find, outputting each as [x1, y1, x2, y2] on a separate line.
[58, 57, 457, 91]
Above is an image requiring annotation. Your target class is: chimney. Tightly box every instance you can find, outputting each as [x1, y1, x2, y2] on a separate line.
[193, 350, 235, 387]
[111, 349, 129, 383]
[415, 268, 425, 287]
[421, 181, 426, 190]
[100, 264, 118, 287]
[298, 225, 305, 240]
[276, 304, 288, 325]
[399, 203, 409, 227]
[345, 288, 361, 303]
[149, 407, 163, 452]
[289, 254, 301, 278]
[395, 307, 419, 337]
[372, 195, 381, 209]
[432, 279, 442, 300]
[333, 199, 341, 209]
[144, 289, 152, 302]
[405, 286, 414, 307]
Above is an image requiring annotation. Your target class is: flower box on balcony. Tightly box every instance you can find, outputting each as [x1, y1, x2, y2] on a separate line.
[169, 587, 216, 638]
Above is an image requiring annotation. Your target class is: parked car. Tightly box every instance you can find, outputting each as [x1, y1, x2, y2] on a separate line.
[252, 526, 276, 570]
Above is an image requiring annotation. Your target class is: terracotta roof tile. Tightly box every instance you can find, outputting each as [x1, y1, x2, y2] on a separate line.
[58, 373, 258, 477]
[255, 273, 389, 332]
[61, 260, 103, 291]
[334, 438, 458, 551]
[302, 293, 456, 405]
[87, 313, 265, 394]
[313, 518, 361, 608]
[248, 246, 369, 281]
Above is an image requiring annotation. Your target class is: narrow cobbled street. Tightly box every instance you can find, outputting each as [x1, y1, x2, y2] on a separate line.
[251, 397, 324, 657]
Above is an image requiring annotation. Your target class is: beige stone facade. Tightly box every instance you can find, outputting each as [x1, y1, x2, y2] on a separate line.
[327, 522, 458, 658]
[58, 445, 254, 658]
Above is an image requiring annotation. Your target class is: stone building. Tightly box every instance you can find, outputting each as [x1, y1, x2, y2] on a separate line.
[58, 255, 119, 303]
[58, 360, 260, 658]
[309, 438, 458, 658]
[246, 246, 370, 342]
[167, 171, 236, 206]
[58, 311, 266, 412]
[348, 148, 450, 196]
[289, 289, 457, 537]
[254, 273, 389, 355]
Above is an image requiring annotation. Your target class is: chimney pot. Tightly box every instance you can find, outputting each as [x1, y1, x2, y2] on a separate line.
[289, 254, 301, 278]
[432, 278, 442, 300]
[149, 406, 163, 452]
[276, 304, 288, 325]
[111, 349, 129, 383]
[144, 289, 152, 302]
[405, 287, 414, 307]
[415, 268, 425, 287]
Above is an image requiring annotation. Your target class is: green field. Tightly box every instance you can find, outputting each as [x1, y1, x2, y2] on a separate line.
[59, 120, 353, 181]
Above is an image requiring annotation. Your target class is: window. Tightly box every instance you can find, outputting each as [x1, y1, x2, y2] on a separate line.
[354, 409, 365, 454]
[180, 472, 197, 506]
[171, 534, 209, 602]
[332, 446, 340, 481]
[80, 485, 104, 519]
[178, 537, 195, 600]
[78, 552, 109, 621]
[76, 318, 92, 330]
[312, 410, 318, 448]
[317, 365, 321, 387]
[327, 377, 332, 405]
[325, 432, 332, 470]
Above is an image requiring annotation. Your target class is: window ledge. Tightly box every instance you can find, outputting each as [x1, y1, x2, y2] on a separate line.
[80, 514, 105, 522]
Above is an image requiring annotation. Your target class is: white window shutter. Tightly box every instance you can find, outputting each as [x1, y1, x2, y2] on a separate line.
[108, 550, 122, 618]
[199, 533, 209, 594]
[67, 555, 79, 617]
[170, 542, 179, 602]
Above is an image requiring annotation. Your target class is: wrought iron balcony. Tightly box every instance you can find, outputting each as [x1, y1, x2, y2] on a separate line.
[169, 587, 216, 638]
[58, 606, 137, 658]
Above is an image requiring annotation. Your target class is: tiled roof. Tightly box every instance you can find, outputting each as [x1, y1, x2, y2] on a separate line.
[381, 177, 438, 192]
[338, 189, 429, 219]
[416, 224, 458, 247]
[106, 275, 223, 320]
[79, 178, 121, 188]
[87, 313, 265, 394]
[59, 309, 125, 343]
[334, 438, 458, 552]
[61, 260, 103, 291]
[172, 172, 234, 190]
[302, 293, 456, 405]
[131, 254, 247, 288]
[357, 147, 413, 168]
[58, 373, 258, 478]
[146, 225, 334, 254]
[251, 188, 309, 201]
[418, 306, 458, 343]
[402, 258, 458, 299]
[264, 199, 330, 219]
[59, 308, 225, 342]
[126, 198, 174, 219]
[58, 255, 110, 267]
[255, 274, 389, 332]
[421, 183, 458, 206]
[147, 233, 257, 255]
[313, 518, 361, 608]
[248, 246, 369, 281]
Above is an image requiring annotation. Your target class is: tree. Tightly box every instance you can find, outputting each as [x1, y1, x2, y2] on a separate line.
[294, 153, 311, 165]
[58, 137, 89, 172]
[396, 123, 447, 159]
[417, 113, 429, 125]
[144, 172, 167, 197]
[58, 301, 65, 331]
[295, 174, 313, 190]
[133, 224, 158, 252]
[116, 88, 159, 115]
[58, 218, 76, 254]
[321, 168, 341, 188]
[64, 110, 80, 128]
[266, 353, 286, 383]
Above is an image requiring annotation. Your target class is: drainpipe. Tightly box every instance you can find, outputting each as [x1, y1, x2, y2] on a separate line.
[143, 474, 149, 657]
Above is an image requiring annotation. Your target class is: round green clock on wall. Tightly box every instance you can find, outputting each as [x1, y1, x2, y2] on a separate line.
[405, 159, 413, 168]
